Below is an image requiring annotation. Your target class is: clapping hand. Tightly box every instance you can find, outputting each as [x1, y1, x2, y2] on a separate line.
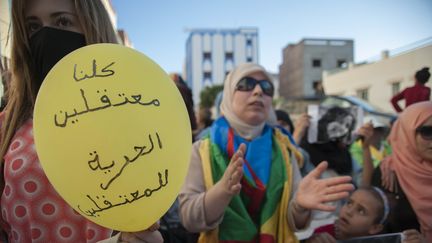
[220, 143, 246, 196]
[295, 161, 354, 211]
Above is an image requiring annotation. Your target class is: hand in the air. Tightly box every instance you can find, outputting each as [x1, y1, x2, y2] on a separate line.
[296, 161, 354, 211]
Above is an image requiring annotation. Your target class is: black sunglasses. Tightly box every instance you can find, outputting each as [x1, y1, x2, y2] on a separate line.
[416, 126, 432, 140]
[235, 77, 274, 97]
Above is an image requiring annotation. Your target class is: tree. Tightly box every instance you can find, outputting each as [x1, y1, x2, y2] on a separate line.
[199, 84, 223, 108]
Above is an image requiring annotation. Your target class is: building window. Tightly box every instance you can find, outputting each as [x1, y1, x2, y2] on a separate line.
[203, 71, 212, 80]
[246, 57, 253, 62]
[246, 39, 252, 45]
[312, 59, 321, 68]
[391, 82, 401, 95]
[357, 88, 369, 101]
[203, 52, 211, 60]
[337, 59, 347, 68]
[225, 52, 233, 60]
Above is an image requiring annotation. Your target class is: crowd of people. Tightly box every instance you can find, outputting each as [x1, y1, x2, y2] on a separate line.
[0, 0, 431, 243]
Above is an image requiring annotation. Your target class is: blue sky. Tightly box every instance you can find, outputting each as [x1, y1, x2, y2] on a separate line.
[111, 0, 432, 74]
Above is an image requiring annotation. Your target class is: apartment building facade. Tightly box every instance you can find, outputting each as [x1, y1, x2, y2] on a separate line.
[185, 27, 259, 105]
[279, 38, 354, 98]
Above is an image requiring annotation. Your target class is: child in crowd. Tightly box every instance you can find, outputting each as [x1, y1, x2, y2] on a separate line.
[305, 121, 426, 243]
[306, 186, 424, 243]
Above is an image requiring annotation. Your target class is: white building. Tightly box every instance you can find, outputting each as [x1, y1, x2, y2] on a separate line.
[185, 27, 259, 106]
[323, 38, 432, 113]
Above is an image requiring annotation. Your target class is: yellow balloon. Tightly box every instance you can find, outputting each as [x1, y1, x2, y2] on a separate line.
[33, 44, 191, 232]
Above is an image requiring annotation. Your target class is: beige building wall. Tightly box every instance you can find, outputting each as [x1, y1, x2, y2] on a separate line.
[323, 45, 432, 113]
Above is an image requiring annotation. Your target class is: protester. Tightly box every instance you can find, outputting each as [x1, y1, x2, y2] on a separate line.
[306, 186, 425, 243]
[306, 186, 388, 242]
[194, 107, 214, 140]
[275, 109, 314, 177]
[369, 101, 432, 241]
[170, 73, 197, 137]
[275, 109, 295, 135]
[391, 67, 431, 112]
[160, 76, 199, 242]
[178, 63, 353, 242]
[0, 0, 162, 242]
[275, 110, 310, 146]
[311, 119, 427, 243]
[350, 116, 391, 185]
[351, 116, 391, 168]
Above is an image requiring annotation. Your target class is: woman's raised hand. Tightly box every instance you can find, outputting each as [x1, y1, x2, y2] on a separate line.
[356, 122, 374, 147]
[295, 161, 354, 211]
[221, 143, 246, 196]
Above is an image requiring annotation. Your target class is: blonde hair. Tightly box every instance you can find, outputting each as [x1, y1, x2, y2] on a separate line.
[0, 0, 118, 174]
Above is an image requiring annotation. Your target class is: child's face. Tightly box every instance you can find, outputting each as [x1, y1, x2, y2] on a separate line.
[335, 190, 382, 239]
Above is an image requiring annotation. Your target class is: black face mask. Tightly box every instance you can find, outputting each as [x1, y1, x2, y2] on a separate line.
[29, 27, 86, 90]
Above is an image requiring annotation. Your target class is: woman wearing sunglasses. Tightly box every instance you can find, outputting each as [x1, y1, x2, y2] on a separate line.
[178, 63, 354, 242]
[366, 101, 432, 242]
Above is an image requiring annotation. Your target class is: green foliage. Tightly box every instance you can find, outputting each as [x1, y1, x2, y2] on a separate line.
[199, 84, 223, 108]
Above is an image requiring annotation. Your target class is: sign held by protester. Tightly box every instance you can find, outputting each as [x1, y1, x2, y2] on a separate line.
[33, 44, 192, 231]
[308, 105, 363, 144]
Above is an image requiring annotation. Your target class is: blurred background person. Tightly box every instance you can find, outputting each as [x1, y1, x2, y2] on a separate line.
[194, 107, 214, 140]
[301, 106, 355, 177]
[300, 106, 357, 222]
[350, 116, 391, 185]
[159, 73, 200, 243]
[391, 67, 430, 113]
[170, 73, 197, 139]
[275, 109, 315, 177]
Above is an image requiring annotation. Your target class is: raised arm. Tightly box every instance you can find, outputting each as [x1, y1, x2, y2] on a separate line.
[356, 122, 374, 186]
